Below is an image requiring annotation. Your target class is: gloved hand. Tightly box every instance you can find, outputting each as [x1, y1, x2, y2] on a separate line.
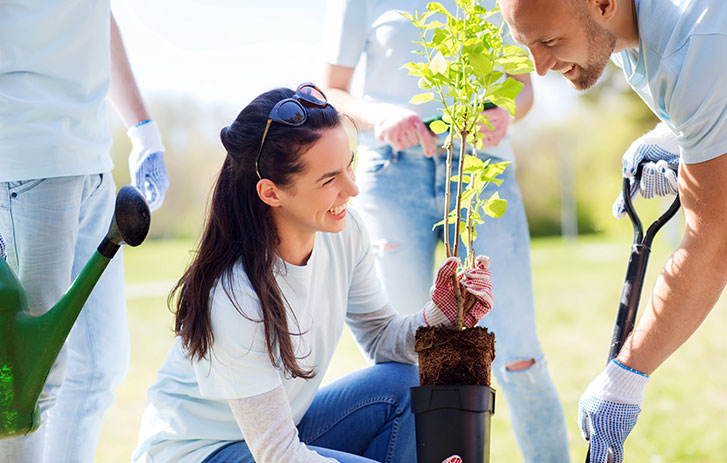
[128, 120, 169, 212]
[442, 456, 462, 463]
[579, 359, 650, 463]
[423, 255, 494, 328]
[478, 106, 510, 147]
[612, 123, 680, 219]
[0, 231, 6, 261]
[371, 103, 439, 157]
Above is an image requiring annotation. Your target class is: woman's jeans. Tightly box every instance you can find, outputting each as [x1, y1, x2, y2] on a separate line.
[203, 363, 418, 463]
[0, 174, 128, 463]
[354, 144, 570, 463]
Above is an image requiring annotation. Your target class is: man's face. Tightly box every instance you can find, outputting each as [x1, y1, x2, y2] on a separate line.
[501, 0, 616, 90]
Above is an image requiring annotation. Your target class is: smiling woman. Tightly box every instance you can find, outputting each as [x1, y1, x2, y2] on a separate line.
[130, 85, 496, 463]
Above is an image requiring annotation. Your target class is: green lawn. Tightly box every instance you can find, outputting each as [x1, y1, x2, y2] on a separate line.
[97, 232, 727, 462]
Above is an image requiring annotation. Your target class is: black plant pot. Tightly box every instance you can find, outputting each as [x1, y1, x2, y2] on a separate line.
[410, 385, 495, 463]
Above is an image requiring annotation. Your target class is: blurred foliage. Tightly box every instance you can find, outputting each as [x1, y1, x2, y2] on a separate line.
[108, 64, 660, 240]
[512, 64, 659, 236]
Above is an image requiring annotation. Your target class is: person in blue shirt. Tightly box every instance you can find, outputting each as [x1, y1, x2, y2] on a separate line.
[499, 0, 727, 461]
[0, 2, 169, 462]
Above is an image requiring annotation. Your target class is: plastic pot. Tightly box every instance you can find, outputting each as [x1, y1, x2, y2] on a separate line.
[410, 384, 495, 463]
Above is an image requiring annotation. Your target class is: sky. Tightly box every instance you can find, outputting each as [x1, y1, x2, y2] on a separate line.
[110, 0, 577, 119]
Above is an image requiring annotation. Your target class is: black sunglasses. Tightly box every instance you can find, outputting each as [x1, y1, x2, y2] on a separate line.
[255, 83, 328, 179]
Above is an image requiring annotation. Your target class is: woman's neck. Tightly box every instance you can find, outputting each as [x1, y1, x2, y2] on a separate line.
[275, 227, 315, 266]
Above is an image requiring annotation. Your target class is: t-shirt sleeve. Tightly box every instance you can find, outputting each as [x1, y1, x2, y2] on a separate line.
[345, 208, 389, 314]
[321, 0, 368, 67]
[664, 35, 727, 164]
[192, 276, 282, 399]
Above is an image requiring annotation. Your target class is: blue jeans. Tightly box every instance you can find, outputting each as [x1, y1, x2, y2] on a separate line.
[354, 144, 570, 463]
[203, 363, 418, 463]
[0, 174, 128, 463]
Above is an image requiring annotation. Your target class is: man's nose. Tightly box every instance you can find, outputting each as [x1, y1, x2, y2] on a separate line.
[530, 46, 556, 76]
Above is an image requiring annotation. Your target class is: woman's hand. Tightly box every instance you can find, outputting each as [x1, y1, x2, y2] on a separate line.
[424, 256, 494, 328]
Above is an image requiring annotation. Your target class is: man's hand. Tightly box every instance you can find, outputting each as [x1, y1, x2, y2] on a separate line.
[612, 123, 680, 219]
[127, 120, 169, 211]
[578, 360, 649, 463]
[423, 256, 494, 328]
[0, 231, 6, 261]
[371, 104, 439, 157]
[478, 106, 510, 147]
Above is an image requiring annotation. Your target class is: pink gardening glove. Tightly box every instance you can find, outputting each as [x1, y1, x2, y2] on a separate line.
[442, 456, 462, 463]
[425, 256, 494, 328]
[478, 106, 510, 147]
[371, 103, 439, 157]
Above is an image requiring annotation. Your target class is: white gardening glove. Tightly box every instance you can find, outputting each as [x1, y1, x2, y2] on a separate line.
[423, 256, 494, 328]
[578, 360, 650, 463]
[478, 106, 510, 147]
[0, 231, 6, 261]
[442, 456, 462, 463]
[371, 103, 439, 157]
[612, 123, 680, 219]
[128, 120, 169, 212]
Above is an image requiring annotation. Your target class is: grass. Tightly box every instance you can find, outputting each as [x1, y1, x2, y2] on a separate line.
[96, 231, 727, 462]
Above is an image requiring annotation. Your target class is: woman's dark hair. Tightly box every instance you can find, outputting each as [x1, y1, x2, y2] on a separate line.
[171, 87, 341, 379]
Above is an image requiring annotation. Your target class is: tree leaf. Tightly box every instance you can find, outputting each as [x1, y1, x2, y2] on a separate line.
[430, 52, 448, 75]
[429, 119, 449, 134]
[410, 92, 435, 104]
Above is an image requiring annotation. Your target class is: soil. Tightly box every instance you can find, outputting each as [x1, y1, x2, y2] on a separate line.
[415, 326, 496, 386]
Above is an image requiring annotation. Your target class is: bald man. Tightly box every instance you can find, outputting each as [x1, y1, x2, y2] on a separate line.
[499, 0, 727, 461]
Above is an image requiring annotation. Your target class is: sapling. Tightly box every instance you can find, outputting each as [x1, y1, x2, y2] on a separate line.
[402, 0, 533, 329]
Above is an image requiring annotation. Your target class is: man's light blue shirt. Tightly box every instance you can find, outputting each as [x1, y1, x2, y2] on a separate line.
[611, 0, 727, 164]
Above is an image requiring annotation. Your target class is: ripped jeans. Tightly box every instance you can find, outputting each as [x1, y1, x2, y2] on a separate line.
[354, 144, 570, 463]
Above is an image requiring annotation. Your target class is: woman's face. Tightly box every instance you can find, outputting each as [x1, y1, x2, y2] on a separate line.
[273, 125, 358, 239]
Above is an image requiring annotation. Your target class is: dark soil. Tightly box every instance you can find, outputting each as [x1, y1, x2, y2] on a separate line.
[415, 326, 496, 386]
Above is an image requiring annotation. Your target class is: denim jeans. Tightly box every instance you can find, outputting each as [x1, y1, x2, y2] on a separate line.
[0, 174, 128, 463]
[354, 144, 570, 462]
[203, 363, 418, 463]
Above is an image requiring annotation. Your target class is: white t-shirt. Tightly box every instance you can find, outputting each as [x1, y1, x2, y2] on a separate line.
[322, 0, 518, 161]
[0, 0, 114, 182]
[133, 209, 389, 463]
[611, 0, 727, 164]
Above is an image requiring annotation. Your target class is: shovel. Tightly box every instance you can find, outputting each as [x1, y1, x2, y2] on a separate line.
[585, 161, 681, 462]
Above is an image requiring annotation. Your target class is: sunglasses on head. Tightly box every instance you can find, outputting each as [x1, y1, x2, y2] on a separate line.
[255, 83, 328, 179]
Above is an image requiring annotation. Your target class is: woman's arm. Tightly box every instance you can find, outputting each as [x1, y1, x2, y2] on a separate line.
[345, 303, 426, 364]
[228, 386, 337, 463]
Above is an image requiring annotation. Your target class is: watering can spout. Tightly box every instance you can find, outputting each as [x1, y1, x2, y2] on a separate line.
[0, 185, 150, 438]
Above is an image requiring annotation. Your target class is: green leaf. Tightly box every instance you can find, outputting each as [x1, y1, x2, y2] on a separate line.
[423, 19, 445, 30]
[462, 38, 485, 55]
[468, 52, 493, 80]
[430, 52, 447, 75]
[483, 193, 508, 218]
[410, 92, 434, 104]
[429, 119, 449, 134]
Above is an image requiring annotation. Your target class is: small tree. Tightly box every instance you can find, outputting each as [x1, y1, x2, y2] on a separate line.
[402, 0, 534, 329]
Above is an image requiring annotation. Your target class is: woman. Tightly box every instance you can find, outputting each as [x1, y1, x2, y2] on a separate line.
[133, 84, 494, 463]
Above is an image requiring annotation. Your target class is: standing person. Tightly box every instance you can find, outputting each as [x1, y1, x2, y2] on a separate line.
[133, 85, 495, 463]
[320, 1, 570, 462]
[0, 2, 169, 462]
[498, 0, 727, 461]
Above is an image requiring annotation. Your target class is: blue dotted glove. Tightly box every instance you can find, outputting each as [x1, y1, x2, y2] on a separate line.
[128, 120, 169, 212]
[612, 123, 680, 219]
[579, 360, 650, 463]
[0, 231, 6, 261]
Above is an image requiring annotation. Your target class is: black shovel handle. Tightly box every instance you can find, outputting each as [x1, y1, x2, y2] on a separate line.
[586, 162, 680, 463]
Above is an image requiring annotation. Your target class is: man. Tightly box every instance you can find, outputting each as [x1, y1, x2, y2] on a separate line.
[499, 0, 727, 461]
[0, 2, 168, 462]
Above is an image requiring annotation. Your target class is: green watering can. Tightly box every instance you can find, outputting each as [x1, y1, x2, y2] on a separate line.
[0, 185, 150, 438]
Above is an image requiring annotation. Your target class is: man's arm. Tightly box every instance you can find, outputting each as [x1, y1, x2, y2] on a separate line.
[108, 12, 149, 128]
[617, 153, 727, 374]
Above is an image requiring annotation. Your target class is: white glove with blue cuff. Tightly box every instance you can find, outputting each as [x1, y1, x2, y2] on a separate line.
[128, 119, 169, 212]
[579, 359, 650, 463]
[612, 123, 680, 219]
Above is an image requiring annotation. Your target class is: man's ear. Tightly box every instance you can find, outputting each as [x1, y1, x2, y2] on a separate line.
[592, 0, 617, 21]
[257, 179, 283, 207]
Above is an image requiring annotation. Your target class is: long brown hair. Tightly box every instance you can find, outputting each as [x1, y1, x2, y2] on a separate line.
[171, 87, 341, 379]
